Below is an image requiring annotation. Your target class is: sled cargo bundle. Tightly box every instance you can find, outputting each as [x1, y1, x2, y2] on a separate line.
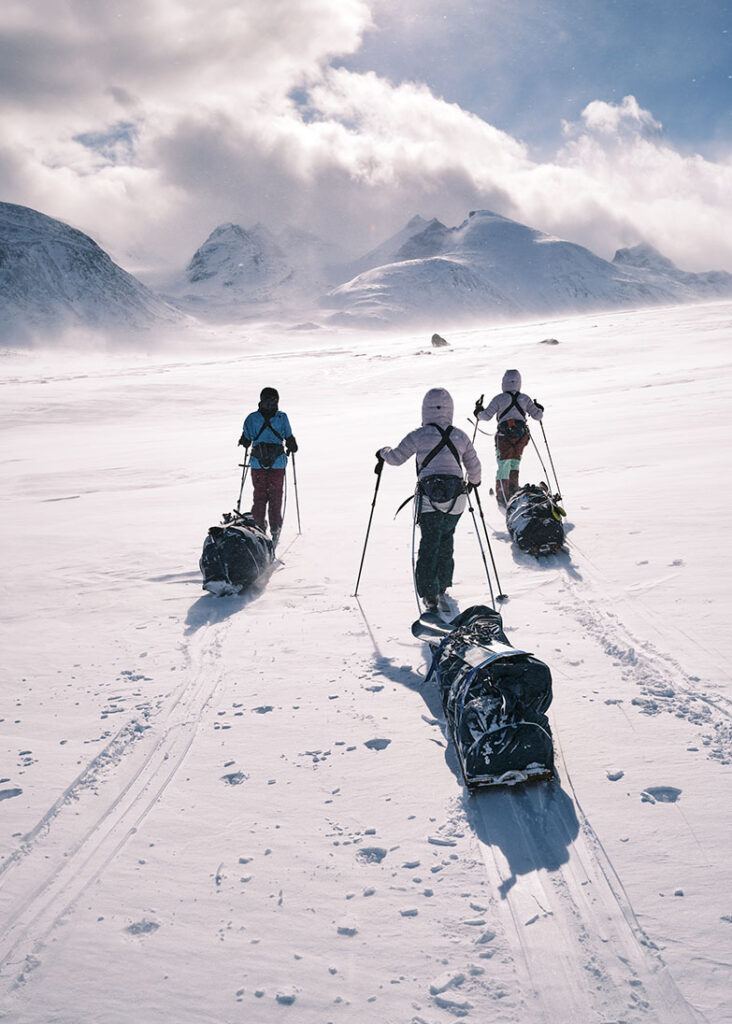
[506, 483, 565, 556]
[417, 605, 554, 788]
[200, 511, 274, 596]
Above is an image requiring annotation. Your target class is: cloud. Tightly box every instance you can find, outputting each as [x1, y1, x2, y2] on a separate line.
[568, 95, 663, 139]
[0, 1, 730, 276]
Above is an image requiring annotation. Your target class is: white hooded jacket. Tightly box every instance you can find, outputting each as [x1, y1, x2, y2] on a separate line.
[477, 369, 543, 427]
[379, 388, 481, 515]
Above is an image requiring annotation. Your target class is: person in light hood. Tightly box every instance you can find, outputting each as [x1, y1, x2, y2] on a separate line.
[377, 388, 481, 615]
[474, 370, 543, 507]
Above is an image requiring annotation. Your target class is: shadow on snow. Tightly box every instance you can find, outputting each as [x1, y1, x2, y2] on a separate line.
[355, 599, 580, 897]
[465, 775, 579, 898]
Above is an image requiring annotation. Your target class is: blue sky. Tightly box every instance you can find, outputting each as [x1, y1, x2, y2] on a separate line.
[0, 0, 730, 272]
[342, 0, 731, 155]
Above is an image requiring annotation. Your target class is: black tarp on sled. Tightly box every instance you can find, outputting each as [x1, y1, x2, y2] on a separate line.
[506, 483, 565, 556]
[416, 605, 554, 788]
[200, 511, 275, 596]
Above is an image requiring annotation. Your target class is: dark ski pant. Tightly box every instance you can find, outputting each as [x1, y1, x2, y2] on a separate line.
[416, 511, 460, 601]
[251, 468, 285, 533]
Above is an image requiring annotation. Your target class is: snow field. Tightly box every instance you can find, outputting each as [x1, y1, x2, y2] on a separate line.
[1, 300, 730, 1023]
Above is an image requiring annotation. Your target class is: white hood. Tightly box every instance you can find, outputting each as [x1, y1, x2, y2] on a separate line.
[502, 369, 522, 392]
[421, 387, 454, 426]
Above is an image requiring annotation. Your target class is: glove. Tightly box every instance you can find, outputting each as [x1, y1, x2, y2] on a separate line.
[466, 481, 480, 493]
[473, 399, 484, 418]
[533, 399, 544, 412]
[374, 449, 385, 474]
[238, 433, 250, 448]
[285, 435, 298, 453]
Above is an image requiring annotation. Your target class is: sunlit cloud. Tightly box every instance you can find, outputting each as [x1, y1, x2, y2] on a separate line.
[0, 0, 729, 274]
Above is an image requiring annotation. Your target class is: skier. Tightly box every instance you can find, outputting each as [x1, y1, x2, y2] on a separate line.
[238, 387, 297, 545]
[377, 387, 481, 615]
[474, 370, 543, 507]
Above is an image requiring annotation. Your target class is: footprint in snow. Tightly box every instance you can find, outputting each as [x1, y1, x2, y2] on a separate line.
[126, 919, 160, 935]
[641, 786, 682, 804]
[0, 788, 22, 802]
[221, 772, 247, 785]
[364, 738, 391, 751]
[606, 770, 625, 781]
[357, 847, 387, 864]
[430, 972, 465, 995]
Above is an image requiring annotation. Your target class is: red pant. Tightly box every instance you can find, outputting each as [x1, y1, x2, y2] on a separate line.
[250, 468, 285, 532]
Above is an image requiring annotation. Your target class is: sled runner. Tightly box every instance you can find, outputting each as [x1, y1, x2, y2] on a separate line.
[200, 510, 275, 596]
[412, 605, 554, 788]
[505, 483, 565, 556]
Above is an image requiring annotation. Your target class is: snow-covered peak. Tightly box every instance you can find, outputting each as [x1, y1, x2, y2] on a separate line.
[0, 202, 181, 345]
[323, 207, 732, 328]
[613, 242, 732, 294]
[339, 215, 448, 280]
[186, 223, 286, 286]
[613, 243, 678, 273]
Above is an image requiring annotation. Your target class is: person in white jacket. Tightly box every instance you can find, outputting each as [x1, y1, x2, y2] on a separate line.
[474, 369, 543, 507]
[377, 388, 481, 614]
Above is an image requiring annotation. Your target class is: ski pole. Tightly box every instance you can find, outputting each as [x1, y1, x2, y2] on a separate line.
[354, 458, 384, 597]
[471, 394, 484, 444]
[291, 452, 302, 534]
[235, 453, 250, 513]
[472, 486, 508, 601]
[529, 434, 551, 486]
[539, 420, 562, 498]
[410, 489, 421, 614]
[466, 489, 496, 610]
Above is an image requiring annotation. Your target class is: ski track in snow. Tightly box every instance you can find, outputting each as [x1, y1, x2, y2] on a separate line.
[403, 526, 721, 1024]
[562, 537, 732, 766]
[0, 619, 229, 991]
[412, 654, 705, 1024]
[466, 758, 704, 1024]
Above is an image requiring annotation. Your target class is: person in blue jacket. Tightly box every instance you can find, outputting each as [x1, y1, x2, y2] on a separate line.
[238, 387, 297, 544]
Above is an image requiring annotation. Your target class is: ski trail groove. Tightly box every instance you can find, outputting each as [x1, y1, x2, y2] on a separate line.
[0, 620, 227, 989]
[563, 539, 732, 764]
[471, 767, 705, 1024]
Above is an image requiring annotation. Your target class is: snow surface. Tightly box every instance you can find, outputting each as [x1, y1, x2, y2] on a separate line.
[1, 300, 731, 1024]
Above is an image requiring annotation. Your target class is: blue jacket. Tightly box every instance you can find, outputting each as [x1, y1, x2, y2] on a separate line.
[243, 410, 292, 470]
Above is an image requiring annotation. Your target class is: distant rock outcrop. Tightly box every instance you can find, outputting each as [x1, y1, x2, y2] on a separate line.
[0, 202, 181, 344]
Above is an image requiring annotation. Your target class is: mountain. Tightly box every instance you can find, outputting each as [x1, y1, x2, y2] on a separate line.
[337, 215, 449, 280]
[611, 243, 732, 299]
[165, 222, 346, 320]
[322, 210, 732, 327]
[0, 202, 181, 344]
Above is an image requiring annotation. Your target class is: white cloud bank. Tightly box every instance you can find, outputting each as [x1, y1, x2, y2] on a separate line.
[1, 0, 730, 273]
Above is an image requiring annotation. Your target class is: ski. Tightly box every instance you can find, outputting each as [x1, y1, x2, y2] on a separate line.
[411, 612, 453, 642]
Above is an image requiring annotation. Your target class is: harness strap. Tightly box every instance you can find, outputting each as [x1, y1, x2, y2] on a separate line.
[498, 391, 525, 422]
[419, 423, 461, 472]
[252, 414, 285, 443]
